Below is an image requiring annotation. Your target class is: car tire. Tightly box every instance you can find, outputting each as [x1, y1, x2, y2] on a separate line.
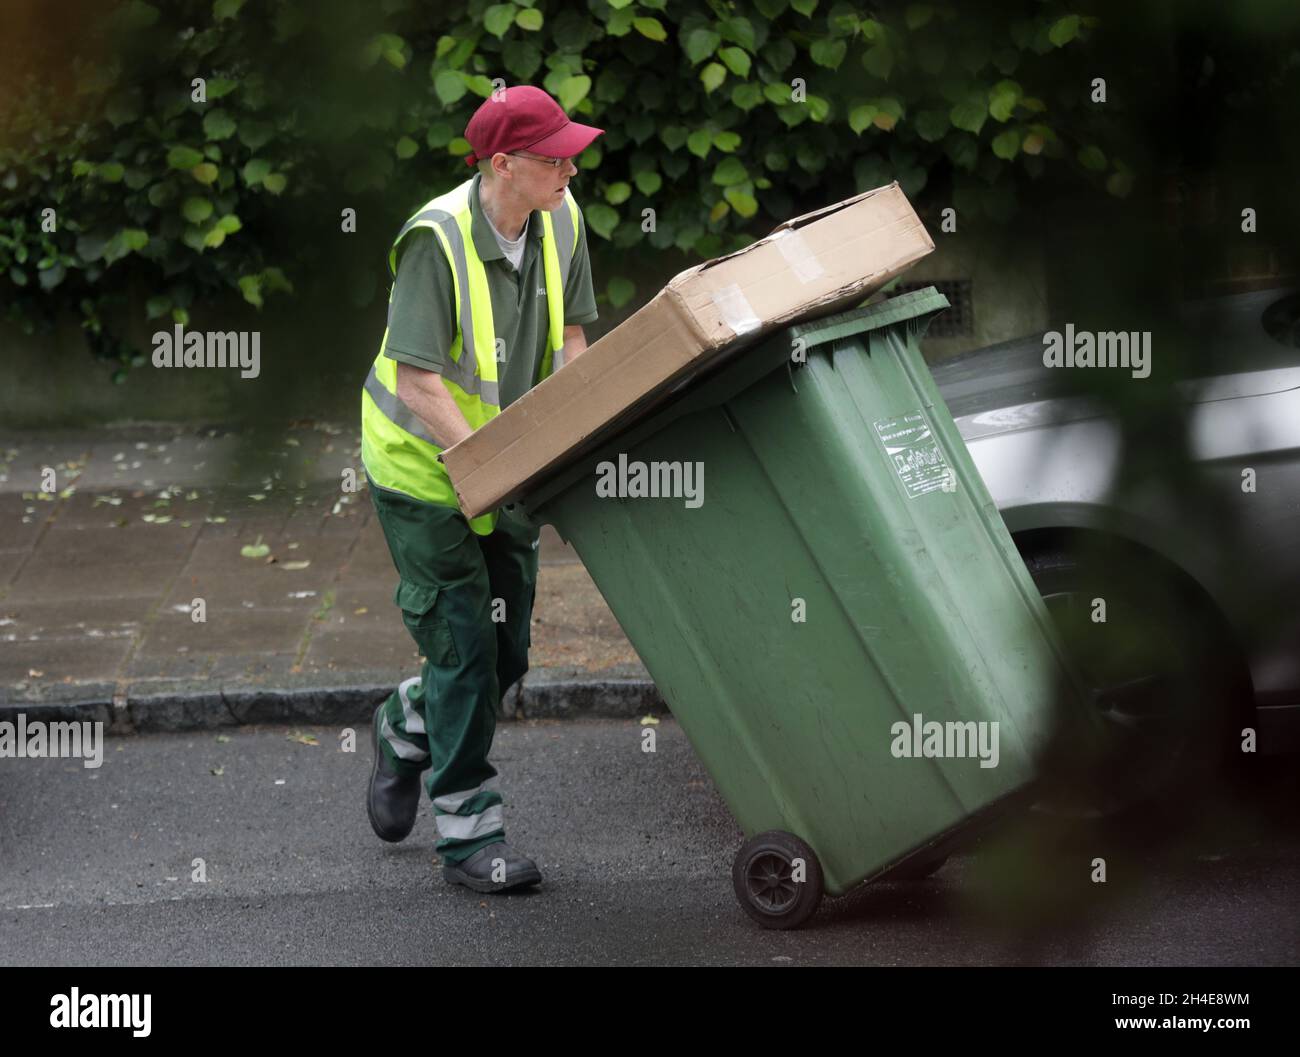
[1018, 539, 1251, 818]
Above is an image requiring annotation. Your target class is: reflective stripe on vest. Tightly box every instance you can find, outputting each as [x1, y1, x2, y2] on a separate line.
[361, 178, 580, 536]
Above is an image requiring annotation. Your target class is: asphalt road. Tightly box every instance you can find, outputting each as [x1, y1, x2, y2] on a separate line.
[1, 718, 1296, 966]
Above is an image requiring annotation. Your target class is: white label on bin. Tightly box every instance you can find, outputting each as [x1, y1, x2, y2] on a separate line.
[873, 410, 952, 498]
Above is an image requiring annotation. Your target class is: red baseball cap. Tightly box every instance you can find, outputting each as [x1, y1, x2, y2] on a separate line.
[464, 85, 604, 167]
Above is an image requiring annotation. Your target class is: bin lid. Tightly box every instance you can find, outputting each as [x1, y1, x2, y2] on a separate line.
[786, 285, 951, 352]
[514, 286, 951, 517]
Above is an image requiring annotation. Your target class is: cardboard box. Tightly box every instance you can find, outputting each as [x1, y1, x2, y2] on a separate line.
[442, 181, 934, 517]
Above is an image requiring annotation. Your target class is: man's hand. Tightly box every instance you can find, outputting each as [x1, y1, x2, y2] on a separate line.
[396, 361, 474, 449]
[561, 324, 588, 365]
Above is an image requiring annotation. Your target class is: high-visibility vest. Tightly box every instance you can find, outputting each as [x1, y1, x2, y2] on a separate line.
[361, 176, 581, 535]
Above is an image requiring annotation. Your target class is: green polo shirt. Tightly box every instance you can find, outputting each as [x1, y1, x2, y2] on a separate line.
[383, 171, 598, 410]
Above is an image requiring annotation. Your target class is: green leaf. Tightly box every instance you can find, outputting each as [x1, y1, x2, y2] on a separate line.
[660, 125, 689, 150]
[242, 158, 272, 184]
[604, 181, 632, 204]
[862, 43, 893, 80]
[686, 129, 714, 158]
[991, 128, 1021, 159]
[1049, 15, 1081, 47]
[503, 40, 542, 79]
[763, 82, 791, 105]
[915, 110, 949, 142]
[634, 170, 662, 195]
[712, 157, 748, 186]
[712, 130, 741, 152]
[848, 104, 877, 134]
[238, 121, 274, 151]
[731, 82, 763, 110]
[718, 46, 752, 77]
[484, 3, 515, 37]
[76, 233, 109, 261]
[719, 16, 756, 50]
[810, 39, 846, 69]
[633, 17, 667, 42]
[515, 8, 543, 31]
[217, 214, 242, 235]
[791, 0, 818, 15]
[395, 136, 418, 159]
[557, 74, 592, 111]
[723, 187, 758, 217]
[700, 62, 726, 93]
[988, 79, 1022, 122]
[203, 109, 237, 140]
[146, 295, 171, 319]
[1078, 145, 1107, 171]
[607, 277, 636, 309]
[607, 0, 635, 7]
[606, 7, 636, 35]
[683, 28, 721, 64]
[202, 227, 227, 249]
[950, 92, 988, 134]
[213, 0, 245, 20]
[96, 162, 125, 182]
[191, 163, 219, 185]
[262, 172, 288, 194]
[167, 146, 204, 170]
[206, 78, 238, 99]
[240, 536, 271, 559]
[807, 95, 830, 122]
[434, 70, 467, 105]
[37, 262, 63, 291]
[238, 275, 263, 307]
[584, 203, 618, 239]
[182, 197, 213, 224]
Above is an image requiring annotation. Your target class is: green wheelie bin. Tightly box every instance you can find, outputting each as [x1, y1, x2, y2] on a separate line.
[512, 287, 1091, 929]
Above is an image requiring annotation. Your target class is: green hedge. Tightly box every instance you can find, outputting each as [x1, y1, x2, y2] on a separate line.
[1, 0, 1118, 377]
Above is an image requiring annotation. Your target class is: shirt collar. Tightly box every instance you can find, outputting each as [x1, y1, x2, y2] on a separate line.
[469, 171, 542, 262]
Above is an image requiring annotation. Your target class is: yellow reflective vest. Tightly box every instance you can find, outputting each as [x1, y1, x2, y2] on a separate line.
[361, 176, 581, 535]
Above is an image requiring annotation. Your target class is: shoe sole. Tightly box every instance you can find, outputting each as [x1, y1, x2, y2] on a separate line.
[368, 703, 415, 844]
[443, 864, 542, 893]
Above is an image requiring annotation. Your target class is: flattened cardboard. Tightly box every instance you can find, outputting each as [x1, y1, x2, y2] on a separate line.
[442, 181, 934, 517]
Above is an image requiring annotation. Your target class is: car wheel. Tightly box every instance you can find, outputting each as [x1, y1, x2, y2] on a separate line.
[1018, 540, 1249, 817]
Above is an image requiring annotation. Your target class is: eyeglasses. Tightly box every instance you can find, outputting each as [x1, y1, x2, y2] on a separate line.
[507, 151, 567, 169]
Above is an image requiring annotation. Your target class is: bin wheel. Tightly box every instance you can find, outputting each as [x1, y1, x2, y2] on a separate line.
[732, 830, 824, 930]
[890, 853, 949, 881]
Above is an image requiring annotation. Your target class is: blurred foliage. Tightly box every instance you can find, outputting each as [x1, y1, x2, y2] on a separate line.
[0, 0, 1297, 378]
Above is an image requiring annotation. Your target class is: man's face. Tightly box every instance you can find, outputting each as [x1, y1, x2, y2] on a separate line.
[501, 150, 580, 211]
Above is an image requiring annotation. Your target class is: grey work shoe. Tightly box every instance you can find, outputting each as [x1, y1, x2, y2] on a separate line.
[367, 704, 421, 843]
[443, 841, 542, 893]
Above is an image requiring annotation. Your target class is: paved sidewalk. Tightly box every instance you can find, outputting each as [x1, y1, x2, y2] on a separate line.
[0, 424, 660, 730]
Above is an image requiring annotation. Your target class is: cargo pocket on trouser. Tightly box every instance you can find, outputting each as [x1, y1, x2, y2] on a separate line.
[395, 579, 460, 667]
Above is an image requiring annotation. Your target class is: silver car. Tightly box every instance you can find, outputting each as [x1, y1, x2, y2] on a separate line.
[933, 287, 1300, 763]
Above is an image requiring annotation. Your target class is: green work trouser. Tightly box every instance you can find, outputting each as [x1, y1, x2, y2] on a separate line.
[368, 478, 539, 865]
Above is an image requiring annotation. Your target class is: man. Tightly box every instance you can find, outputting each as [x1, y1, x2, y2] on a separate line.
[361, 85, 603, 893]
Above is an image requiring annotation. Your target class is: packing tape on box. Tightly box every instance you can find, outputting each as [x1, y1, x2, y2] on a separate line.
[771, 228, 825, 282]
[711, 284, 762, 337]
